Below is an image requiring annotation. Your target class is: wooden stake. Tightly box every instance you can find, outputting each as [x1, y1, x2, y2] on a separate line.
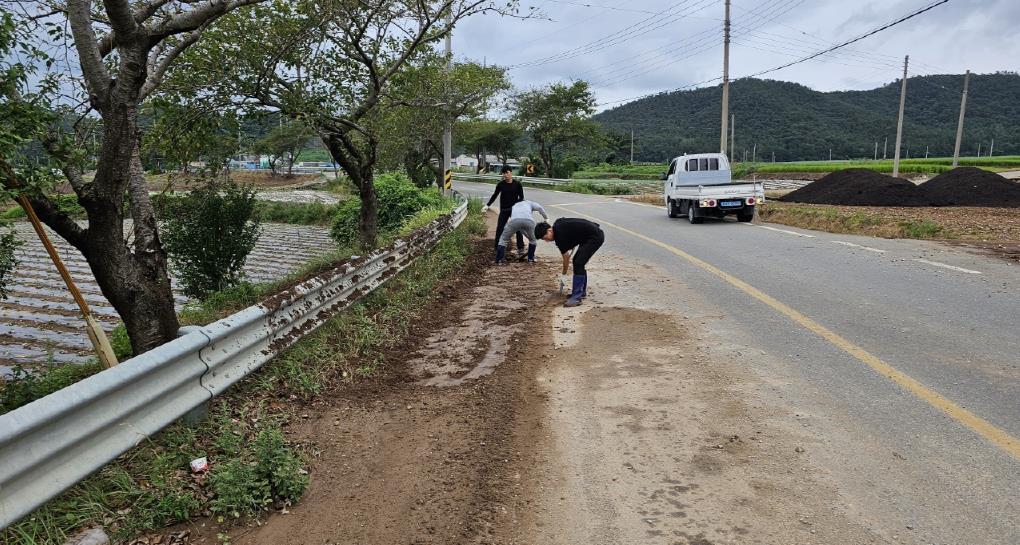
[17, 195, 118, 368]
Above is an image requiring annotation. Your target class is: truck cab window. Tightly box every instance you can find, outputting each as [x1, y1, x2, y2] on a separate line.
[710, 158, 719, 170]
[700, 158, 709, 171]
[687, 159, 699, 171]
[667, 160, 677, 176]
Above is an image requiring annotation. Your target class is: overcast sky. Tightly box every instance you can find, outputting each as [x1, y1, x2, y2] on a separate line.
[453, 0, 1020, 111]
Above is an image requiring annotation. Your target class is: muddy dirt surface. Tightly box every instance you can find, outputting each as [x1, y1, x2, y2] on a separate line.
[1, 222, 336, 373]
[150, 230, 915, 545]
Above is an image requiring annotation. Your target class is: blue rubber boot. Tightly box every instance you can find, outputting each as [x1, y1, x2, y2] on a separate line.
[527, 243, 537, 263]
[581, 275, 588, 298]
[495, 245, 506, 264]
[564, 275, 585, 307]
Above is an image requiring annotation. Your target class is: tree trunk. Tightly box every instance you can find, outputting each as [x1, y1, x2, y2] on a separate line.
[49, 104, 181, 355]
[356, 169, 378, 248]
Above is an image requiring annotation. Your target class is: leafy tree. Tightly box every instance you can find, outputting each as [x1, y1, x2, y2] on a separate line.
[160, 179, 261, 299]
[379, 59, 509, 187]
[0, 1, 269, 355]
[253, 120, 316, 175]
[455, 119, 522, 171]
[511, 81, 603, 177]
[173, 0, 516, 249]
[143, 99, 240, 177]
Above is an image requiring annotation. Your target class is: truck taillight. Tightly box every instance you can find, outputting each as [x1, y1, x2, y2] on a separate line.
[700, 199, 717, 207]
[746, 197, 756, 205]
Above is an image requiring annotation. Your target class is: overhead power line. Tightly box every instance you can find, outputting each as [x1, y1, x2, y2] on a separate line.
[744, 0, 952, 79]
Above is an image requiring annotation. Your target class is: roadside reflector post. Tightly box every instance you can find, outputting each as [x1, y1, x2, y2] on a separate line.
[17, 194, 119, 369]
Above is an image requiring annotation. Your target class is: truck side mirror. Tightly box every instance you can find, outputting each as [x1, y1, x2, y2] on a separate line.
[659, 172, 668, 181]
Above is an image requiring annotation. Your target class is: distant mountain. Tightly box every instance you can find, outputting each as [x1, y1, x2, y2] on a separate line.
[594, 73, 1020, 162]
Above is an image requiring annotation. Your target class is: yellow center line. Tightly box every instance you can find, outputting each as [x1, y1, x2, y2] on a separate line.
[554, 205, 1020, 460]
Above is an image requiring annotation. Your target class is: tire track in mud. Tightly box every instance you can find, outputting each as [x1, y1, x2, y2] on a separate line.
[2, 222, 336, 374]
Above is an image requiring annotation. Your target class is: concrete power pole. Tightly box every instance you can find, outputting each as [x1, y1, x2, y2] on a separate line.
[730, 114, 735, 164]
[442, 9, 453, 193]
[883, 137, 888, 160]
[952, 70, 970, 168]
[990, 138, 994, 157]
[874, 141, 878, 161]
[892, 55, 909, 178]
[720, 0, 731, 157]
[630, 129, 635, 165]
[752, 143, 756, 163]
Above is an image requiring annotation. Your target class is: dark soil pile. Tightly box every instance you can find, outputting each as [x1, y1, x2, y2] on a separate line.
[780, 169, 922, 206]
[917, 167, 1020, 207]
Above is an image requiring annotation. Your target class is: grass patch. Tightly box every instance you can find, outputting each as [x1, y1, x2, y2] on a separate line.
[256, 201, 337, 226]
[0, 363, 105, 414]
[759, 203, 957, 240]
[1, 206, 483, 544]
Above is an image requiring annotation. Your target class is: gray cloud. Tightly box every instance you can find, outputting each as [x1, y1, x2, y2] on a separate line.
[453, 0, 1020, 110]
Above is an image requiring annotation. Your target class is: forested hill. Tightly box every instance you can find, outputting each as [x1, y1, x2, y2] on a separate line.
[594, 73, 1020, 163]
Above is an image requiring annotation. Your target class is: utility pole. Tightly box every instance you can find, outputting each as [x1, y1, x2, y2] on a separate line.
[630, 129, 635, 165]
[772, 151, 775, 163]
[952, 70, 969, 168]
[892, 55, 909, 178]
[874, 141, 878, 161]
[925, 145, 929, 159]
[978, 142, 982, 157]
[752, 143, 756, 163]
[442, 9, 453, 194]
[990, 138, 994, 156]
[719, 0, 731, 156]
[730, 114, 735, 164]
[829, 149, 832, 161]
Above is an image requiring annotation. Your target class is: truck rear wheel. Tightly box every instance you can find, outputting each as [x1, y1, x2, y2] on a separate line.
[667, 199, 680, 218]
[688, 203, 704, 224]
[737, 206, 754, 222]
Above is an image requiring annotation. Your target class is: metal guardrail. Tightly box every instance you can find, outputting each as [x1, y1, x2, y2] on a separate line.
[455, 172, 808, 192]
[0, 196, 468, 529]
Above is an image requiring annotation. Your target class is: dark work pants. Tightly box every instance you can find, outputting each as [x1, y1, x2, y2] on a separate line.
[572, 228, 605, 275]
[495, 208, 525, 251]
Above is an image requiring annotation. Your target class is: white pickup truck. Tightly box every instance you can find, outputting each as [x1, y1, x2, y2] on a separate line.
[660, 153, 765, 224]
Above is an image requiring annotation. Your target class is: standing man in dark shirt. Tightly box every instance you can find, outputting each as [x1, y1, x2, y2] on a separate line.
[484, 165, 525, 256]
[534, 218, 605, 307]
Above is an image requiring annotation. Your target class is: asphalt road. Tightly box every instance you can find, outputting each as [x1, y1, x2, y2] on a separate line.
[459, 180, 1020, 543]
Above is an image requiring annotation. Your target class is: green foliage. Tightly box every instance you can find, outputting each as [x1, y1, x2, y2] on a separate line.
[1, 363, 104, 415]
[110, 324, 133, 361]
[160, 179, 262, 299]
[456, 119, 523, 166]
[257, 201, 336, 226]
[0, 221, 20, 298]
[331, 172, 446, 246]
[596, 74, 1020, 162]
[512, 81, 605, 177]
[142, 99, 240, 175]
[252, 121, 316, 175]
[900, 219, 946, 239]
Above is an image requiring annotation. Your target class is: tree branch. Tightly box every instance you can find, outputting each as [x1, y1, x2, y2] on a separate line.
[140, 28, 205, 100]
[67, 0, 112, 104]
[103, 0, 139, 40]
[148, 0, 266, 41]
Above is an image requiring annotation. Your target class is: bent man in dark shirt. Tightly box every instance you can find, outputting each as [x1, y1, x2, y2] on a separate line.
[484, 165, 525, 254]
[535, 218, 605, 307]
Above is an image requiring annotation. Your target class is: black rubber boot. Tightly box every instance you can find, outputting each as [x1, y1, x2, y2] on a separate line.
[495, 245, 506, 264]
[564, 275, 586, 307]
[527, 243, 537, 263]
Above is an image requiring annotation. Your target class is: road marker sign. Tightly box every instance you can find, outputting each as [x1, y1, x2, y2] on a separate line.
[444, 169, 453, 190]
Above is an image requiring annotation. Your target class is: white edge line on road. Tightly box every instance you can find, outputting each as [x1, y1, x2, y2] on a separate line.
[832, 241, 887, 253]
[744, 224, 816, 238]
[914, 259, 982, 275]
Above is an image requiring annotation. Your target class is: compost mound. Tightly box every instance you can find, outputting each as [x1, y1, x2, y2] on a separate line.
[918, 167, 1020, 207]
[780, 169, 922, 206]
